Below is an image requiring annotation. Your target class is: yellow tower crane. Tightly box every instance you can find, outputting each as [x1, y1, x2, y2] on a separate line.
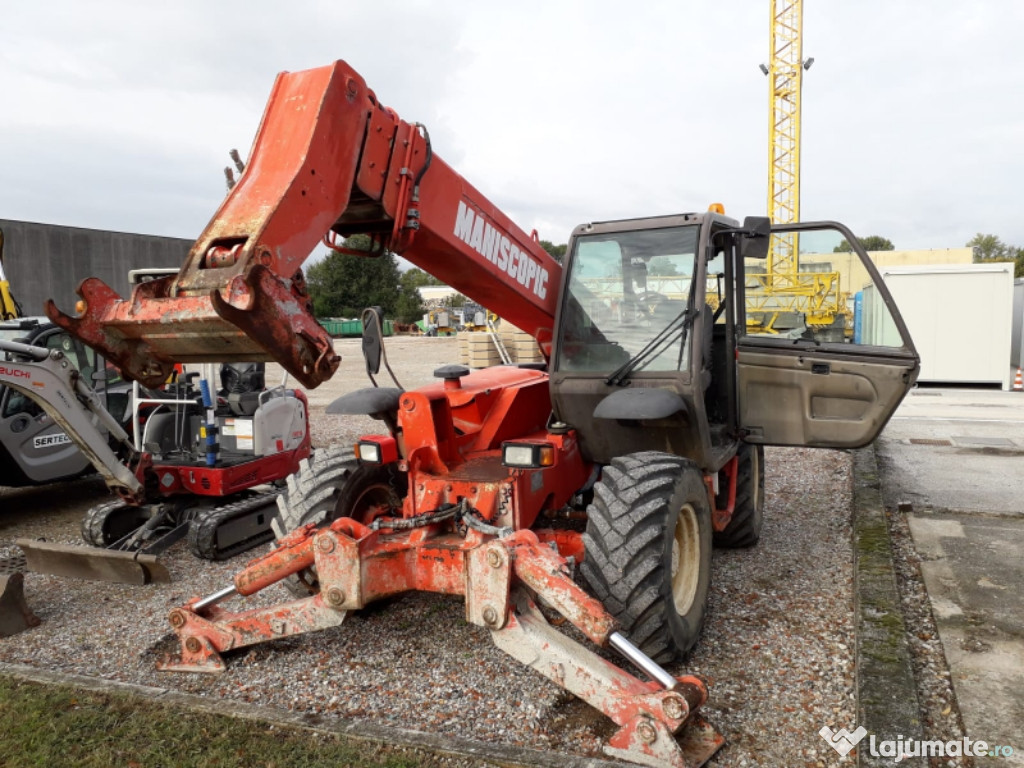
[749, 0, 844, 334]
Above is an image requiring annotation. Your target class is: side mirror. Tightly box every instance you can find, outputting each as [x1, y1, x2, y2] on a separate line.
[740, 216, 772, 260]
[362, 306, 384, 376]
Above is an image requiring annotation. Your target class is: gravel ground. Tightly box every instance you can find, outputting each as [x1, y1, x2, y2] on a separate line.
[0, 338, 859, 767]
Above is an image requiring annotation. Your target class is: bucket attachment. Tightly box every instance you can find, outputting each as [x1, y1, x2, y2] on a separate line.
[0, 573, 41, 637]
[17, 539, 171, 585]
[44, 268, 339, 390]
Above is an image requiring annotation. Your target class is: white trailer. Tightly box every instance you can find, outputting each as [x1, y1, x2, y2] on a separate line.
[861, 263, 1014, 389]
[1013, 278, 1024, 370]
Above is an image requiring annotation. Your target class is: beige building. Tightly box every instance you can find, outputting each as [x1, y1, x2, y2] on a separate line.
[803, 247, 974, 295]
[417, 285, 461, 306]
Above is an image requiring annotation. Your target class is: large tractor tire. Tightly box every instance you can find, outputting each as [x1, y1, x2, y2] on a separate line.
[580, 452, 712, 663]
[712, 443, 764, 549]
[272, 445, 405, 597]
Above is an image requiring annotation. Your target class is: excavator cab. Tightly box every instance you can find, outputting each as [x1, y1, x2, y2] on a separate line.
[549, 210, 920, 474]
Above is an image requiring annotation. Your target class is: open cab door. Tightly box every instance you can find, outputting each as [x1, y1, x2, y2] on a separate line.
[735, 221, 919, 448]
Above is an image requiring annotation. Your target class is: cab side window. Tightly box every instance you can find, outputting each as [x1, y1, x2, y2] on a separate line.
[739, 228, 908, 349]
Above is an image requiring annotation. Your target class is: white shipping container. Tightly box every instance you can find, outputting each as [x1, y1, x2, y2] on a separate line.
[1013, 279, 1024, 369]
[874, 263, 1014, 389]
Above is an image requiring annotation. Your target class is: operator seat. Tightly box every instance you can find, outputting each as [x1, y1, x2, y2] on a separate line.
[220, 362, 266, 416]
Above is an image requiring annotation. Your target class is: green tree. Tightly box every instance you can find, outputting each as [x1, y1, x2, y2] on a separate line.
[833, 235, 895, 253]
[395, 268, 427, 323]
[540, 240, 567, 263]
[647, 256, 680, 276]
[442, 293, 466, 308]
[1014, 247, 1024, 278]
[306, 235, 401, 318]
[967, 233, 1012, 262]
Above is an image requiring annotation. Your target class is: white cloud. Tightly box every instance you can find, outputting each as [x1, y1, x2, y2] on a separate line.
[1, 0, 1021, 252]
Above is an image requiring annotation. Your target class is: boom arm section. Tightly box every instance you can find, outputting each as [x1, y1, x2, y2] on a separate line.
[0, 339, 144, 500]
[45, 61, 561, 388]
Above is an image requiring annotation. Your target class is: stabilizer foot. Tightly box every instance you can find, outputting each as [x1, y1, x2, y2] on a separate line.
[157, 634, 227, 674]
[491, 589, 724, 768]
[605, 712, 724, 768]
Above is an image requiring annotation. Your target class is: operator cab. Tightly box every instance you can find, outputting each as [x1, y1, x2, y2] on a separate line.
[550, 212, 731, 469]
[549, 209, 919, 474]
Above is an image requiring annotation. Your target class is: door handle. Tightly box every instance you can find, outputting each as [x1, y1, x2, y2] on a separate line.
[811, 363, 830, 375]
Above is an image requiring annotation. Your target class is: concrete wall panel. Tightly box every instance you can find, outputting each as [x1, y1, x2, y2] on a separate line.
[0, 219, 193, 318]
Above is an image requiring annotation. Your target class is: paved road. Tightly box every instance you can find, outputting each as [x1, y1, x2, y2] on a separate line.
[876, 386, 1024, 766]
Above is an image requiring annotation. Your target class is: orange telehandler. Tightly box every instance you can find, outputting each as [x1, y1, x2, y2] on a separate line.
[45, 61, 920, 766]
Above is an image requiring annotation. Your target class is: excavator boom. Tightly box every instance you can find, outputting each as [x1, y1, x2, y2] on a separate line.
[46, 61, 560, 389]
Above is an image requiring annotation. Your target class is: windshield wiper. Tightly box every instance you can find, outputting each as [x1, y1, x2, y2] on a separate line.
[605, 308, 694, 387]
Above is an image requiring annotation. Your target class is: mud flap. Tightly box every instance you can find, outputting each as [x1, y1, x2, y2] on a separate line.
[16, 539, 172, 585]
[0, 573, 41, 637]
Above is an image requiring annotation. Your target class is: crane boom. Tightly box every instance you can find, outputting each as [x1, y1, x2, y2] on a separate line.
[45, 61, 560, 389]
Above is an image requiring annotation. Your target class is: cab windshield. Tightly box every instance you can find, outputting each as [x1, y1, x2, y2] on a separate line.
[556, 225, 700, 373]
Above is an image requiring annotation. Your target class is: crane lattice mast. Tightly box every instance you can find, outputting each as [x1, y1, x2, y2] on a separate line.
[751, 0, 844, 333]
[766, 0, 804, 276]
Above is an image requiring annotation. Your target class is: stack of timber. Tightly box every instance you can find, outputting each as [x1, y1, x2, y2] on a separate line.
[458, 332, 502, 368]
[457, 324, 544, 368]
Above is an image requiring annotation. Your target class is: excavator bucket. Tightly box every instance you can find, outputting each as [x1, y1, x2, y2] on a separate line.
[0, 573, 41, 637]
[42, 62, 378, 389]
[17, 539, 171, 585]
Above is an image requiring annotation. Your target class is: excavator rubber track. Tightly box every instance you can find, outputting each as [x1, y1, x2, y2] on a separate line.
[18, 493, 280, 587]
[187, 491, 280, 561]
[82, 499, 162, 548]
[84, 492, 280, 561]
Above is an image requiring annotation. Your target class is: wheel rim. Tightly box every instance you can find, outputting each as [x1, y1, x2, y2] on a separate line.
[670, 504, 701, 616]
[345, 482, 398, 525]
[294, 481, 398, 595]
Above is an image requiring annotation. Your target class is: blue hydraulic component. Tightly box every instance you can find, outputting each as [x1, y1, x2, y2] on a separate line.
[199, 379, 219, 467]
[853, 291, 863, 345]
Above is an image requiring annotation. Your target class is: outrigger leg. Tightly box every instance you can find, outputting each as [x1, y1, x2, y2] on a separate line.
[157, 520, 723, 767]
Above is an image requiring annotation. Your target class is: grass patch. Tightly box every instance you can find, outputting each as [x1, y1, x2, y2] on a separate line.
[0, 675, 448, 768]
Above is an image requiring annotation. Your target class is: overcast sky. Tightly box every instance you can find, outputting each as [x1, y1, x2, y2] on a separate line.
[2, 0, 1021, 263]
